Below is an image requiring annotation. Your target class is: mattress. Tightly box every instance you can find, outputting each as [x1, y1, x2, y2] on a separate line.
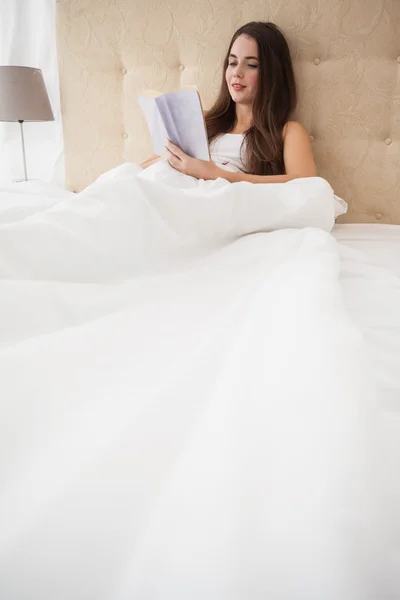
[333, 224, 400, 278]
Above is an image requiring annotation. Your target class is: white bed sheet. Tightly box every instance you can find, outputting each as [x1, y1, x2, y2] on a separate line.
[0, 169, 399, 599]
[333, 223, 400, 278]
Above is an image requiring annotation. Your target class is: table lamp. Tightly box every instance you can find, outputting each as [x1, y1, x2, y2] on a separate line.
[0, 66, 54, 181]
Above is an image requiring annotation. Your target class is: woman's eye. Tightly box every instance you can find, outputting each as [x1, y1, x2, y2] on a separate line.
[228, 62, 258, 68]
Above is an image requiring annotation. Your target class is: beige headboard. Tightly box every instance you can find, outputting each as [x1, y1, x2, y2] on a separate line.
[57, 0, 400, 224]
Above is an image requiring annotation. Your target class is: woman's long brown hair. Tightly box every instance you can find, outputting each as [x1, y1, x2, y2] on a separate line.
[205, 22, 297, 176]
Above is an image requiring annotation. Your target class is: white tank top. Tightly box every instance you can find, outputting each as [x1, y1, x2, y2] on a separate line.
[209, 133, 246, 172]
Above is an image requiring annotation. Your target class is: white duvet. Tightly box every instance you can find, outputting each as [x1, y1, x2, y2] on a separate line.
[0, 162, 399, 600]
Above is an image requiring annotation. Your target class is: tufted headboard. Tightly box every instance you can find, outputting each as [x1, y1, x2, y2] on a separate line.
[57, 0, 400, 224]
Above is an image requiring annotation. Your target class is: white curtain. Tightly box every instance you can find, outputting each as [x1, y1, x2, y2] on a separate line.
[0, 0, 63, 184]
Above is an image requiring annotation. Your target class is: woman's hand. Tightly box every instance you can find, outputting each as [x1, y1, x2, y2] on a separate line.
[140, 154, 164, 169]
[165, 140, 220, 180]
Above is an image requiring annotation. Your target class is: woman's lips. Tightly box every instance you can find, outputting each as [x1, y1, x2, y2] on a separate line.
[232, 83, 246, 91]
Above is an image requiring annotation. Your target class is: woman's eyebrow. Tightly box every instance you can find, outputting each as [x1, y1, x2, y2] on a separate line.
[229, 53, 259, 60]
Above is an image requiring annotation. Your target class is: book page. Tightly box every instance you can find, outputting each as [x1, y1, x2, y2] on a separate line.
[155, 90, 209, 161]
[137, 95, 168, 156]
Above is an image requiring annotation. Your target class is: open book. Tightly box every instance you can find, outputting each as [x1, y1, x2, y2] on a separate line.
[137, 88, 210, 161]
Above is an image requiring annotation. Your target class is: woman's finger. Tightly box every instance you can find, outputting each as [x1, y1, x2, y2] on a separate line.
[166, 148, 182, 171]
[165, 140, 184, 159]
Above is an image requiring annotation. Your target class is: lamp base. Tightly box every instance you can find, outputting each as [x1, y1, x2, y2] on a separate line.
[12, 178, 36, 183]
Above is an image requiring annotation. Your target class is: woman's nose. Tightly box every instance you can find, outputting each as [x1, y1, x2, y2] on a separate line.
[232, 63, 244, 78]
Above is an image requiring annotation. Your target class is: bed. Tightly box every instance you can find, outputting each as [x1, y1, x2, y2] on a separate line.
[333, 223, 400, 277]
[0, 1, 399, 599]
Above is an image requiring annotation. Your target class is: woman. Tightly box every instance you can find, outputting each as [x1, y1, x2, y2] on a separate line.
[141, 21, 317, 182]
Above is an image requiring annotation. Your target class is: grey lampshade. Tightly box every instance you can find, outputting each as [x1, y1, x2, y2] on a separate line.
[0, 65, 54, 122]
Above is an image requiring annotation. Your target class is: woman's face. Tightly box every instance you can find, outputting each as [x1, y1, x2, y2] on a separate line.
[225, 34, 259, 105]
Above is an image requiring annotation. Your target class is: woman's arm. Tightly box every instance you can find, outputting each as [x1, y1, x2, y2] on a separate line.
[140, 154, 163, 169]
[218, 122, 317, 183]
[218, 171, 293, 183]
[165, 122, 317, 182]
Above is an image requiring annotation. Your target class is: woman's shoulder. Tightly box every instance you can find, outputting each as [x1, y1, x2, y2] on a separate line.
[283, 121, 311, 141]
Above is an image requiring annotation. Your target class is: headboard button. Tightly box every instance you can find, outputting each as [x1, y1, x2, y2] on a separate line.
[397, 56, 400, 63]
[122, 132, 128, 139]
[179, 64, 185, 71]
[313, 58, 321, 66]
[376, 212, 383, 220]
[310, 135, 314, 142]
[121, 67, 127, 75]
[385, 137, 392, 145]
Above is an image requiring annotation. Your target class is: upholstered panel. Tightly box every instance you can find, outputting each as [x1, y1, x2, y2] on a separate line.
[57, 0, 400, 223]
